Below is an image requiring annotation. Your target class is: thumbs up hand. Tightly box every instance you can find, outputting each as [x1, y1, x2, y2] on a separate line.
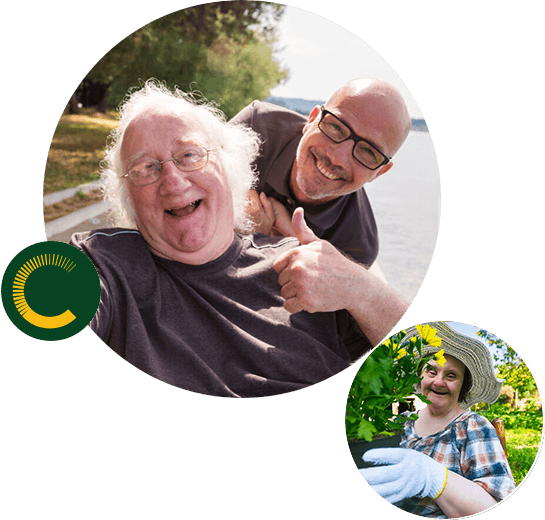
[290, 206, 318, 245]
[273, 208, 360, 315]
[273, 208, 409, 345]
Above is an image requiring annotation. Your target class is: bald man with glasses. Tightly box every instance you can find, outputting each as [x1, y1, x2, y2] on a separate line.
[231, 78, 411, 270]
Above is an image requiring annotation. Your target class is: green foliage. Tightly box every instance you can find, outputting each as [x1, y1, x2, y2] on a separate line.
[480, 406, 543, 431]
[150, 2, 285, 47]
[477, 329, 538, 397]
[83, 2, 288, 117]
[346, 328, 443, 441]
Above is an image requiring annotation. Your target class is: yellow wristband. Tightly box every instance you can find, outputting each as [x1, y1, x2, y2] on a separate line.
[433, 467, 449, 500]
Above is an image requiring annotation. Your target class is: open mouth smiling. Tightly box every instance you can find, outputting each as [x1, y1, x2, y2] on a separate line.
[316, 160, 344, 181]
[311, 149, 349, 182]
[165, 199, 202, 217]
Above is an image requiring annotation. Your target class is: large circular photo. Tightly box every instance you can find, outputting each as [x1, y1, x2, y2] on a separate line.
[42, 2, 440, 397]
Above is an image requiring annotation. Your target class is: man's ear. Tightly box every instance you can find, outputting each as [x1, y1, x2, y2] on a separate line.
[371, 162, 393, 182]
[302, 105, 321, 134]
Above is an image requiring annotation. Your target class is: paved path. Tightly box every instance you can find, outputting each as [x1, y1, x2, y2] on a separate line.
[44, 181, 114, 243]
[46, 204, 113, 243]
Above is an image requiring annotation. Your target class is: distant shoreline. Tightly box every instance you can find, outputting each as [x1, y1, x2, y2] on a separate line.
[265, 96, 428, 131]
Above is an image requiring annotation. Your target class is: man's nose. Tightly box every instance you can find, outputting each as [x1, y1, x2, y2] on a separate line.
[159, 160, 192, 190]
[328, 138, 354, 165]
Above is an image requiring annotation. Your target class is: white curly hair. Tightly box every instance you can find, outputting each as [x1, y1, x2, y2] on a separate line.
[100, 80, 260, 232]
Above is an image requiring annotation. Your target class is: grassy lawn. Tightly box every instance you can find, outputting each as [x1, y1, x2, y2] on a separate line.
[506, 428, 542, 485]
[44, 109, 118, 195]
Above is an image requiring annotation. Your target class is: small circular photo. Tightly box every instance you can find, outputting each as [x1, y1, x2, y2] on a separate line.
[346, 321, 543, 518]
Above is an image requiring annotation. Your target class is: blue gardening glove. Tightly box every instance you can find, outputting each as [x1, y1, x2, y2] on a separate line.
[359, 448, 448, 504]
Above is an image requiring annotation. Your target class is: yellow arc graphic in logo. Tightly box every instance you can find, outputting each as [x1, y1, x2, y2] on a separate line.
[12, 254, 77, 329]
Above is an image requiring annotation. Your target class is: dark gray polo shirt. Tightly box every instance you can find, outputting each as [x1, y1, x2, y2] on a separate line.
[231, 100, 379, 266]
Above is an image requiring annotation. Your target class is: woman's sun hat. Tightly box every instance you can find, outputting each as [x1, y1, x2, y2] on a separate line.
[402, 321, 504, 408]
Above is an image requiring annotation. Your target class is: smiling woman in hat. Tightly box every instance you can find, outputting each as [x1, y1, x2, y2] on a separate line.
[360, 322, 515, 518]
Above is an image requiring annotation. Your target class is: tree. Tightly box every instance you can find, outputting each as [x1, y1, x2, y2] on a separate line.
[477, 330, 538, 398]
[154, 2, 285, 47]
[75, 2, 287, 116]
[199, 35, 287, 118]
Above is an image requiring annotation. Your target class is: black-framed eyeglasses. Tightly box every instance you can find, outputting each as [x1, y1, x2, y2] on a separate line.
[318, 106, 390, 171]
[121, 146, 221, 186]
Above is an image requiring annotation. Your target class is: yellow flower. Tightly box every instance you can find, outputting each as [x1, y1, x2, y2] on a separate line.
[395, 348, 407, 360]
[416, 324, 442, 347]
[434, 349, 447, 366]
[383, 338, 393, 348]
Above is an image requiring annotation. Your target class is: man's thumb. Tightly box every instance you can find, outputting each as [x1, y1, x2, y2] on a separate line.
[292, 207, 318, 245]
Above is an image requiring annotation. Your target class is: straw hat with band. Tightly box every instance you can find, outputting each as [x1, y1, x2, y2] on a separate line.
[402, 321, 504, 408]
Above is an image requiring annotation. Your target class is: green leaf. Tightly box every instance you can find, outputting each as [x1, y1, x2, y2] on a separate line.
[368, 375, 384, 395]
[415, 392, 432, 404]
[357, 419, 377, 442]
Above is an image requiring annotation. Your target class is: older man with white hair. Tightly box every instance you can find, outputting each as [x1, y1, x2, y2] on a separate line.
[71, 80, 408, 398]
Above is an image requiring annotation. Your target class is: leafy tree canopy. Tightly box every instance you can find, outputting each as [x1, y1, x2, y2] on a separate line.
[76, 2, 287, 118]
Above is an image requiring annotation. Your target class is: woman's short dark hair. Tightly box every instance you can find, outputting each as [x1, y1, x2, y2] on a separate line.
[458, 366, 473, 403]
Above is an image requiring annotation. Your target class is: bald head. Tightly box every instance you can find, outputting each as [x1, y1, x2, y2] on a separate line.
[327, 78, 411, 156]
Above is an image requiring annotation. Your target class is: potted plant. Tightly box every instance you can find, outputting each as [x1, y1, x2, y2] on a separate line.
[346, 325, 446, 468]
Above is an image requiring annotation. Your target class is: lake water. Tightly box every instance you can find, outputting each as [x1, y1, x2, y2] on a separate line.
[365, 130, 441, 302]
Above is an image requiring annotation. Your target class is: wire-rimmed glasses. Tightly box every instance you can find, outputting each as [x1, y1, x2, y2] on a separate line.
[121, 146, 221, 186]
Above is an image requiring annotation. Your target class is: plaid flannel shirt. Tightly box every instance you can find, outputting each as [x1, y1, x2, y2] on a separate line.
[396, 410, 515, 518]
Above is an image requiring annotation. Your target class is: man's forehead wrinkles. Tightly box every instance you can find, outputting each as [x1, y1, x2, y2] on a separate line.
[127, 151, 146, 166]
[123, 135, 203, 168]
[173, 136, 203, 148]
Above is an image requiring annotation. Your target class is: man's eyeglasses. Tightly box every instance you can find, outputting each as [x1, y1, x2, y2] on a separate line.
[121, 146, 220, 186]
[318, 106, 390, 171]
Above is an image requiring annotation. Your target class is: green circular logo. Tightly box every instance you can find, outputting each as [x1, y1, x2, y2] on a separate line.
[2, 241, 100, 341]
